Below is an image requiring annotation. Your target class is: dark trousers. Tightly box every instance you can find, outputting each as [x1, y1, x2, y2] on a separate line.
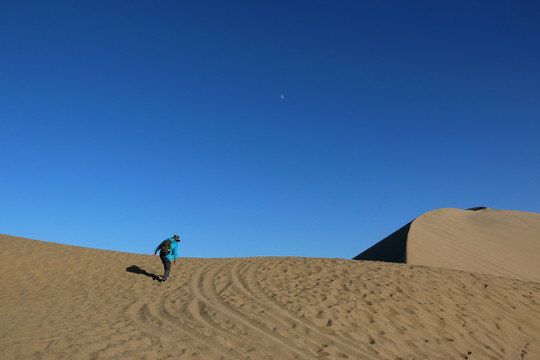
[160, 255, 171, 280]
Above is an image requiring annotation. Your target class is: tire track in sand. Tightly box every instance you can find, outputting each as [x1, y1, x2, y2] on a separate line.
[189, 259, 315, 359]
[232, 258, 372, 358]
[128, 295, 244, 359]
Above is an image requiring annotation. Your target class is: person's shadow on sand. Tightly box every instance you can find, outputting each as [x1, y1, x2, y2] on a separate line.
[126, 265, 160, 281]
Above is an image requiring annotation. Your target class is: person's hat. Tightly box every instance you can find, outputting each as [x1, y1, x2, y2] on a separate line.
[173, 234, 180, 241]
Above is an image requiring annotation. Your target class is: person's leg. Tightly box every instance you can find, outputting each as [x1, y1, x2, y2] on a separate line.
[161, 255, 171, 281]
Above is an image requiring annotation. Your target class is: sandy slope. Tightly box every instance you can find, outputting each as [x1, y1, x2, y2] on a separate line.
[407, 208, 540, 282]
[354, 208, 540, 282]
[1, 234, 540, 359]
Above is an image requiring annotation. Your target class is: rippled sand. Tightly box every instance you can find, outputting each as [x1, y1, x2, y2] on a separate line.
[1, 234, 539, 359]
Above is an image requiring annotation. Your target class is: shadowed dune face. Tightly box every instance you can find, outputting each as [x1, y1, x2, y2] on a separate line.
[354, 208, 540, 282]
[1, 234, 540, 359]
[353, 222, 410, 263]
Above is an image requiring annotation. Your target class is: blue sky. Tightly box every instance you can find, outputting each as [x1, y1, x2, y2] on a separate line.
[1, 1, 539, 258]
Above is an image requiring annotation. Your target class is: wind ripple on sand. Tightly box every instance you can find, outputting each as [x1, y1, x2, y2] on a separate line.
[1, 235, 540, 359]
[125, 257, 540, 360]
[128, 258, 369, 359]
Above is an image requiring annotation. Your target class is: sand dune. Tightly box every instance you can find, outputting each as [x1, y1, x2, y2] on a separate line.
[354, 208, 540, 282]
[1, 233, 540, 359]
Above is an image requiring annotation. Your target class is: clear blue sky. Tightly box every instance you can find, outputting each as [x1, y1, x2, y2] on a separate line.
[1, 1, 539, 258]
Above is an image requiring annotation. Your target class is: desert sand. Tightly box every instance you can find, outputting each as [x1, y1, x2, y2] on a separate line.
[354, 208, 540, 282]
[1, 231, 540, 359]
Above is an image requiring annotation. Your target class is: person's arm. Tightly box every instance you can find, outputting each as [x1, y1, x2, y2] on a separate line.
[153, 242, 162, 256]
[173, 243, 178, 264]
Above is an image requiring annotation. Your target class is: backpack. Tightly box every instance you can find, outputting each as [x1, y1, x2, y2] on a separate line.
[160, 239, 172, 256]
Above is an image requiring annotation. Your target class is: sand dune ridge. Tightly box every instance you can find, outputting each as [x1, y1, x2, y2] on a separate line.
[354, 207, 540, 282]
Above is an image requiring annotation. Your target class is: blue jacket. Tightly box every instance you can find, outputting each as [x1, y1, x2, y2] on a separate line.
[154, 238, 179, 261]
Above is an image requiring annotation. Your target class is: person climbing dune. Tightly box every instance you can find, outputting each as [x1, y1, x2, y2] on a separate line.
[153, 234, 180, 283]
